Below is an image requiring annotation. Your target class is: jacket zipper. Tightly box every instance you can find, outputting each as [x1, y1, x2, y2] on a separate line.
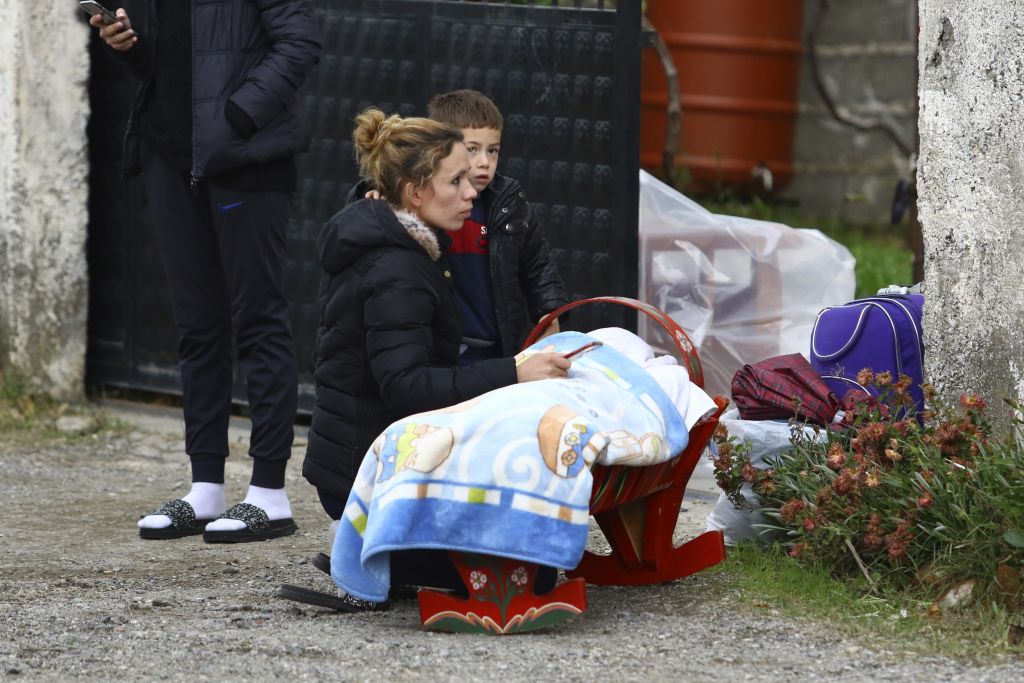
[189, 0, 199, 189]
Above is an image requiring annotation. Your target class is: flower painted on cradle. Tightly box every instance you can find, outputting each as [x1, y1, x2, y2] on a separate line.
[802, 518, 817, 532]
[917, 493, 933, 508]
[883, 448, 903, 462]
[865, 470, 881, 488]
[875, 371, 893, 387]
[511, 566, 529, 587]
[470, 570, 488, 590]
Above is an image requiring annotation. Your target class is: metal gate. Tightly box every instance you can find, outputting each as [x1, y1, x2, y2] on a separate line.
[86, 0, 642, 412]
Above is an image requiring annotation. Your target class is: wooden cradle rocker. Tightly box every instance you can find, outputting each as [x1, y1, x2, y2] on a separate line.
[417, 297, 728, 635]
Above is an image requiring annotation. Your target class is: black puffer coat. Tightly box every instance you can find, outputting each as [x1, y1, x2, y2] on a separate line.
[116, 0, 321, 179]
[347, 173, 569, 354]
[303, 200, 517, 497]
[480, 174, 570, 353]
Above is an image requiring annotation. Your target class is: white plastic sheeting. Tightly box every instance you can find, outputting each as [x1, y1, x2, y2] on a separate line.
[638, 171, 856, 398]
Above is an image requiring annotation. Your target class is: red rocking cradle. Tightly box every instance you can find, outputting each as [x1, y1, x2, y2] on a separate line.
[417, 297, 728, 634]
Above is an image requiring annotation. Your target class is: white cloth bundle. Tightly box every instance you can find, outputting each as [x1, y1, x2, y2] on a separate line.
[588, 327, 717, 430]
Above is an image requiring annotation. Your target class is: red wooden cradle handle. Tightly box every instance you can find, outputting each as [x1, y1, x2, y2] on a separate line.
[522, 296, 705, 389]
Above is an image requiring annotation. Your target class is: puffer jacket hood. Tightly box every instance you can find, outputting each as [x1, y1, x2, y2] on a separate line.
[318, 200, 444, 275]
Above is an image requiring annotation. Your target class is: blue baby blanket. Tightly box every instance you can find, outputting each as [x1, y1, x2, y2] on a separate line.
[331, 331, 691, 602]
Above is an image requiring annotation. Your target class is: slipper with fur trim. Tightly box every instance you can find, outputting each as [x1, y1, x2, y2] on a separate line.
[277, 584, 388, 612]
[202, 503, 297, 543]
[139, 499, 217, 540]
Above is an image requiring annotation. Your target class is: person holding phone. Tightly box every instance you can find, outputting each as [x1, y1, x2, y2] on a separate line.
[88, 3, 321, 543]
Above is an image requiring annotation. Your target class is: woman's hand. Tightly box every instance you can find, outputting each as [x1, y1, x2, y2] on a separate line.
[536, 318, 560, 340]
[91, 8, 137, 51]
[515, 352, 570, 382]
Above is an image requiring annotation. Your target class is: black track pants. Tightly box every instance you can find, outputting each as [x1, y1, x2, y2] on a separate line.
[143, 152, 298, 488]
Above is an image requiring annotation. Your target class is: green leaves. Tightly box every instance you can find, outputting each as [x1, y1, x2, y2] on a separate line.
[1003, 529, 1024, 548]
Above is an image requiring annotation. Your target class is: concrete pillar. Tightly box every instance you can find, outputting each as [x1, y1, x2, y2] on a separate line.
[0, 3, 90, 398]
[918, 1, 1024, 424]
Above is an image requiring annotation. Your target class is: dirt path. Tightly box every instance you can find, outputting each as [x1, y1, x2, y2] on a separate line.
[1, 403, 1021, 681]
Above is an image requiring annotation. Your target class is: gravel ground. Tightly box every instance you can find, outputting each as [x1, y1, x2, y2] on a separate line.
[1, 402, 1022, 681]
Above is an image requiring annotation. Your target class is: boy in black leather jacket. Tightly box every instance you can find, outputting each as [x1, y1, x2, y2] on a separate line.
[427, 89, 569, 362]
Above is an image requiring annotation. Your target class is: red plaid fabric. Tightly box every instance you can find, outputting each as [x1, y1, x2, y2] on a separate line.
[731, 353, 841, 426]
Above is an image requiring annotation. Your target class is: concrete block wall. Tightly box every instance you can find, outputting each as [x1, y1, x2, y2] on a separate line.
[0, 2, 90, 398]
[782, 0, 918, 225]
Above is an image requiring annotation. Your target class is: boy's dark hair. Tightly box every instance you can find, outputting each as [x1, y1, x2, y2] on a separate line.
[427, 89, 504, 131]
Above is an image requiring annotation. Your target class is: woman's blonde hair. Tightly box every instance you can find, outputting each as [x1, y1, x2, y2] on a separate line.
[352, 108, 463, 204]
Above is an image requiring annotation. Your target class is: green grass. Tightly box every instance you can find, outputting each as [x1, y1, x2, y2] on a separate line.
[698, 197, 915, 299]
[0, 371, 128, 442]
[712, 542, 1024, 658]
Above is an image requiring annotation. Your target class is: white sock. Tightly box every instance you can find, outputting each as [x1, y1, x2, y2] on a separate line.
[203, 485, 291, 532]
[137, 482, 226, 529]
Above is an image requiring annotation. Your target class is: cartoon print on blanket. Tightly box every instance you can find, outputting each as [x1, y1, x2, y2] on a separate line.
[331, 331, 691, 602]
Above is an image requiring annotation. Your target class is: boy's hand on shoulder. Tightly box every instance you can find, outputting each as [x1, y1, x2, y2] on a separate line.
[364, 190, 383, 200]
[515, 352, 570, 383]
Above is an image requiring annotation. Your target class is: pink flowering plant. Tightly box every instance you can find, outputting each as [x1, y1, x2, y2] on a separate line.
[714, 371, 1024, 612]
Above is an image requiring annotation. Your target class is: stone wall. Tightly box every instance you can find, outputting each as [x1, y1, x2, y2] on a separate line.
[0, 2, 90, 398]
[783, 0, 918, 225]
[918, 1, 1024, 420]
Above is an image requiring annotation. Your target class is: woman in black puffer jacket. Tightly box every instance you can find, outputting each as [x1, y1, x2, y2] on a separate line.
[303, 109, 569, 522]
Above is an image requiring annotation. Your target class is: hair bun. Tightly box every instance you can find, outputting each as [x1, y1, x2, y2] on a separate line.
[353, 108, 403, 161]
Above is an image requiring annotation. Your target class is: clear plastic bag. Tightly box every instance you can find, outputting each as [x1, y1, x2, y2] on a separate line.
[638, 171, 856, 398]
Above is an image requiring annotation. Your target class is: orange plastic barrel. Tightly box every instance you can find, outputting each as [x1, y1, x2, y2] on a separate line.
[640, 1, 804, 192]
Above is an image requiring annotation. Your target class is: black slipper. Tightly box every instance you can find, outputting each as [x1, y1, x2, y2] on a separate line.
[310, 552, 332, 575]
[307, 553, 421, 600]
[277, 584, 388, 612]
[139, 499, 217, 540]
[202, 503, 298, 544]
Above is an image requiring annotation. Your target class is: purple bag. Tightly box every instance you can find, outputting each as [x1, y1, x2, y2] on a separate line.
[809, 294, 925, 410]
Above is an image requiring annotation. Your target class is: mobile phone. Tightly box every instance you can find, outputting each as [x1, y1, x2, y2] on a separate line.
[79, 1, 119, 26]
[563, 341, 603, 360]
